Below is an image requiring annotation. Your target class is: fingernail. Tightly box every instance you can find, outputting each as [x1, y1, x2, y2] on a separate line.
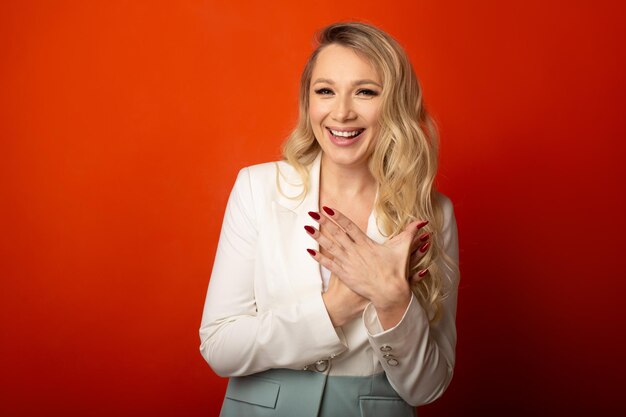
[304, 225, 315, 235]
[419, 242, 430, 253]
[418, 268, 429, 277]
[308, 211, 321, 220]
[416, 220, 429, 229]
[418, 232, 430, 242]
[307, 248, 316, 256]
[322, 206, 334, 216]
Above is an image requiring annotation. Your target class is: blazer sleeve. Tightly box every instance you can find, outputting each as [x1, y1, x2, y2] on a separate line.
[362, 194, 460, 406]
[199, 167, 347, 377]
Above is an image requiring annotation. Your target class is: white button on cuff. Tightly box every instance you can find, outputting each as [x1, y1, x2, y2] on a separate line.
[380, 345, 392, 352]
[387, 358, 399, 366]
[383, 353, 399, 366]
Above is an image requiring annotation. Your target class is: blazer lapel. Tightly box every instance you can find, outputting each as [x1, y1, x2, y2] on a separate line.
[272, 151, 324, 294]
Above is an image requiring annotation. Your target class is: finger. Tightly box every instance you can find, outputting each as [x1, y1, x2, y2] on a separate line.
[320, 206, 370, 246]
[409, 241, 431, 269]
[310, 210, 359, 252]
[403, 219, 429, 234]
[410, 268, 429, 285]
[306, 248, 344, 276]
[408, 251, 422, 269]
[409, 220, 430, 254]
[410, 237, 431, 257]
[304, 225, 347, 262]
[393, 219, 429, 255]
[408, 219, 429, 243]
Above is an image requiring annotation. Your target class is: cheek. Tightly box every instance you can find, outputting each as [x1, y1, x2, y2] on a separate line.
[353, 100, 381, 123]
[365, 105, 382, 124]
[364, 109, 382, 141]
[308, 101, 326, 126]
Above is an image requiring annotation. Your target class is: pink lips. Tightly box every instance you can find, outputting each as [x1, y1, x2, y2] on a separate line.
[326, 127, 365, 147]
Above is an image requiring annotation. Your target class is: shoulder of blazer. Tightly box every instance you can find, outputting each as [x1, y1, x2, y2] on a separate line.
[245, 159, 296, 188]
[242, 159, 298, 207]
[243, 154, 320, 213]
[433, 191, 454, 221]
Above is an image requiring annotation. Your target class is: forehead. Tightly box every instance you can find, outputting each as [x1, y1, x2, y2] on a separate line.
[311, 44, 381, 83]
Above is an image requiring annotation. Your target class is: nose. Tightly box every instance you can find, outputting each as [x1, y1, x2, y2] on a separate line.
[331, 95, 356, 121]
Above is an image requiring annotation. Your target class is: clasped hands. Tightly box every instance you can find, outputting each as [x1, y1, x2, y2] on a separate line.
[306, 206, 430, 329]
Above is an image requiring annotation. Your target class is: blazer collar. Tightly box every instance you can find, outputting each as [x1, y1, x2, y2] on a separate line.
[274, 150, 322, 216]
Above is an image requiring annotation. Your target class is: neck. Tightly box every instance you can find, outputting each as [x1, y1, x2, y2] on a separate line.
[319, 153, 377, 199]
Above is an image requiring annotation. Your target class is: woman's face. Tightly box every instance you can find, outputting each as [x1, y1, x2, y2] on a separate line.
[308, 44, 383, 168]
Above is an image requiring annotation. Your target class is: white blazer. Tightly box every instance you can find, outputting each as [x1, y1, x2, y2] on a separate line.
[199, 151, 460, 407]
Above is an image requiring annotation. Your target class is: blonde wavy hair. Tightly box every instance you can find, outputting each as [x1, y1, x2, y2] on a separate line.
[280, 21, 457, 323]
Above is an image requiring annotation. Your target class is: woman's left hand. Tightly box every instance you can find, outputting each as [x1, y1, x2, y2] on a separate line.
[306, 206, 429, 313]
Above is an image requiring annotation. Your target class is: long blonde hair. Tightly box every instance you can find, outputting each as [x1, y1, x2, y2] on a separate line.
[280, 21, 457, 322]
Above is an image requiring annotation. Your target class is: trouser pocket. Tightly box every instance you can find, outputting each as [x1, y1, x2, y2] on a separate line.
[359, 395, 416, 417]
[220, 376, 280, 417]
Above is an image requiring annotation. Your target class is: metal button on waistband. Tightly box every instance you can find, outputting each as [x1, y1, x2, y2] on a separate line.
[380, 345, 392, 352]
[314, 359, 329, 372]
[387, 358, 399, 366]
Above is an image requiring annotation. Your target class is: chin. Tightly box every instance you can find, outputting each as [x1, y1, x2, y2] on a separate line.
[322, 147, 372, 167]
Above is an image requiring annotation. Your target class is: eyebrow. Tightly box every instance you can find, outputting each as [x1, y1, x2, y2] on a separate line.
[312, 78, 382, 88]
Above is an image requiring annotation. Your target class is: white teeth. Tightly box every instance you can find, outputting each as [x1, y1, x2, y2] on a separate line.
[329, 129, 363, 138]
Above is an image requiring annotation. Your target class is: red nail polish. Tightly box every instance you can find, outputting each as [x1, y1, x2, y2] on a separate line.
[322, 206, 334, 216]
[419, 242, 430, 253]
[418, 232, 430, 242]
[416, 220, 429, 229]
[304, 225, 315, 234]
[307, 248, 316, 256]
[418, 269, 429, 277]
[308, 211, 321, 220]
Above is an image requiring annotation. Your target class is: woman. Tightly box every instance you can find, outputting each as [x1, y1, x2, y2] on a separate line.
[199, 21, 460, 417]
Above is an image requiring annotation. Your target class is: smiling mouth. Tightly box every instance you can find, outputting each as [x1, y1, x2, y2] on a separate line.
[326, 127, 366, 138]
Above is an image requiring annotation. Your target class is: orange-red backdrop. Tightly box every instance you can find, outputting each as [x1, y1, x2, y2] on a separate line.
[1, 1, 625, 416]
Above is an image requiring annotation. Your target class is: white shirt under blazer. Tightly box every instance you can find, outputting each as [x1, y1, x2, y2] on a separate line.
[199, 150, 460, 407]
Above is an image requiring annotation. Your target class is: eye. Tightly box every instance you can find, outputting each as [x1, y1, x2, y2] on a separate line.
[357, 89, 379, 97]
[314, 88, 333, 95]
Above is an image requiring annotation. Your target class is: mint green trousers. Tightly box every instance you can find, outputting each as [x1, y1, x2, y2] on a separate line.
[219, 368, 416, 417]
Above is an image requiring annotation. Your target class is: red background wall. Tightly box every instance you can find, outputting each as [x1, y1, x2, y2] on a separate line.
[1, 1, 624, 416]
